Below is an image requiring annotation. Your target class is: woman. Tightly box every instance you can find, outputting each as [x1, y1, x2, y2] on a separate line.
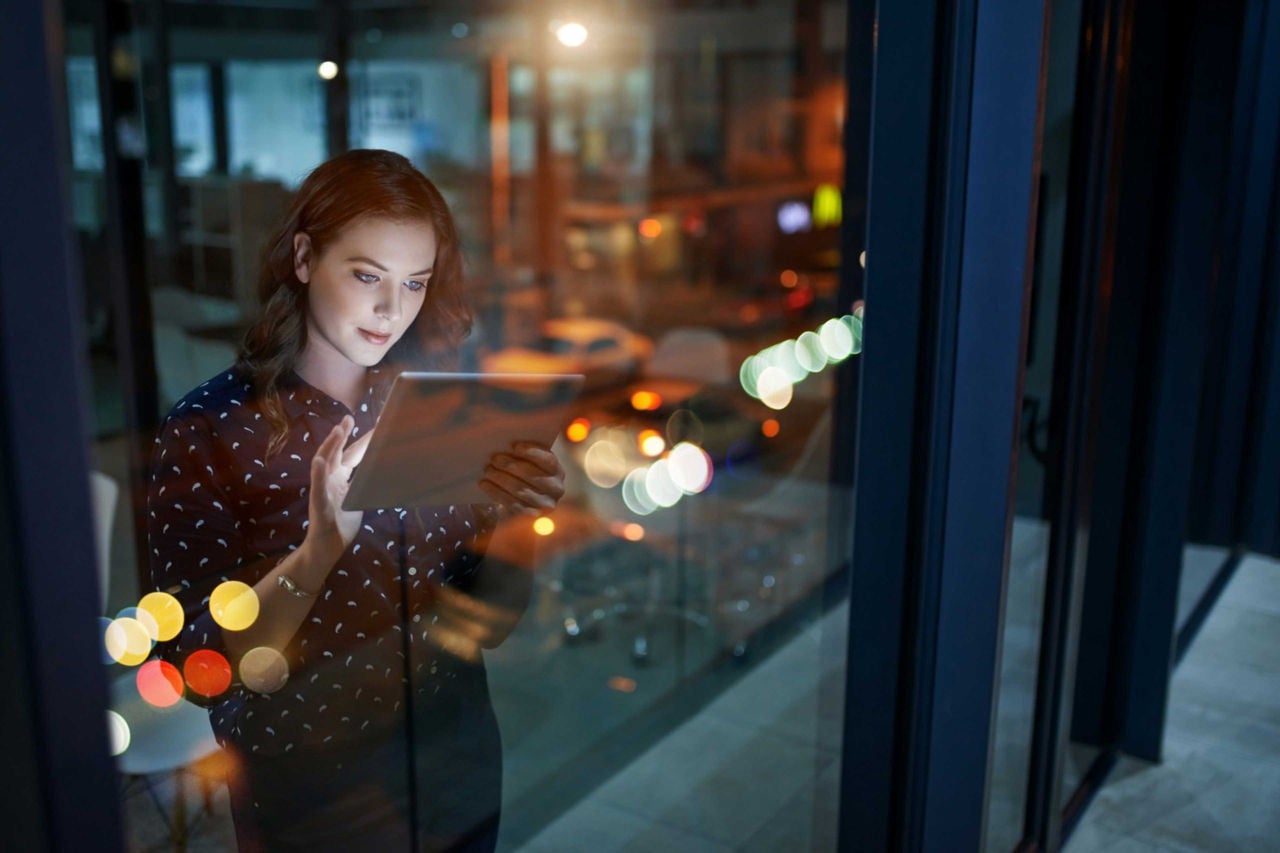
[147, 149, 563, 852]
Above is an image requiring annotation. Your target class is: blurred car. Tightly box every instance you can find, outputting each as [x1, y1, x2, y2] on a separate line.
[482, 317, 653, 392]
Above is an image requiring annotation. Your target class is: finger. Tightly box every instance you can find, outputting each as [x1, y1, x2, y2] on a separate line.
[507, 442, 562, 475]
[328, 416, 354, 469]
[488, 453, 561, 487]
[480, 469, 559, 514]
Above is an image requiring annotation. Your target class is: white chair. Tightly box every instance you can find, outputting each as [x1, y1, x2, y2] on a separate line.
[91, 470, 223, 848]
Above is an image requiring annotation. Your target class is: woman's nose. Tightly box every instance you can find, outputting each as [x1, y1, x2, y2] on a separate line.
[375, 283, 402, 321]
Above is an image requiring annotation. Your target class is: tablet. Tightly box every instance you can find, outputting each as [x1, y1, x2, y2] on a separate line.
[342, 372, 585, 511]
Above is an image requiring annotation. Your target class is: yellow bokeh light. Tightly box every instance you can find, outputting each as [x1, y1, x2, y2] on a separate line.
[566, 417, 591, 442]
[584, 438, 628, 488]
[104, 617, 153, 667]
[210, 581, 260, 632]
[106, 710, 131, 757]
[533, 516, 556, 536]
[240, 646, 290, 694]
[137, 592, 184, 642]
[630, 390, 663, 411]
[638, 429, 666, 457]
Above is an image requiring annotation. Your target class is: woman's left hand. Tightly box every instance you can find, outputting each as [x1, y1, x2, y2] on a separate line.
[478, 441, 565, 516]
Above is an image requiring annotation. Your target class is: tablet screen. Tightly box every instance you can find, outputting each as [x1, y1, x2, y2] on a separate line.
[342, 372, 584, 511]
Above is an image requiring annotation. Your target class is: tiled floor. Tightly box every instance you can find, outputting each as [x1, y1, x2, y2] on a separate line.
[1067, 555, 1280, 852]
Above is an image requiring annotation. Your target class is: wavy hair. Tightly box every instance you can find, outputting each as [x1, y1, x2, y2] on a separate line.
[238, 149, 472, 456]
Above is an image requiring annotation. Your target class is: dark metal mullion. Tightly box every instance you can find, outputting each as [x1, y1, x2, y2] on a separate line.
[320, 0, 350, 157]
[1022, 0, 1131, 846]
[899, 1, 977, 847]
[1, 0, 126, 846]
[93, 0, 161, 593]
[837, 0, 943, 845]
[1193, 0, 1269, 547]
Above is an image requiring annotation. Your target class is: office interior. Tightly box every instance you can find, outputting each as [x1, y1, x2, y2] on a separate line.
[2, 0, 1279, 850]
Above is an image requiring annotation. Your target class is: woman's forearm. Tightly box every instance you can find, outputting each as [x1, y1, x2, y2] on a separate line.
[223, 537, 342, 658]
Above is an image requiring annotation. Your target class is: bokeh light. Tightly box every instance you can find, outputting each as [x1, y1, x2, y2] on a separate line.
[630, 390, 662, 411]
[240, 646, 290, 694]
[638, 429, 666, 457]
[584, 438, 628, 488]
[137, 591, 184, 641]
[644, 460, 682, 508]
[796, 331, 826, 373]
[117, 606, 160, 643]
[210, 581, 259, 632]
[819, 317, 854, 360]
[756, 367, 794, 410]
[637, 217, 662, 239]
[97, 617, 118, 664]
[184, 649, 232, 698]
[555, 21, 588, 47]
[762, 418, 780, 438]
[533, 517, 556, 536]
[106, 710, 130, 756]
[608, 675, 638, 693]
[622, 468, 657, 515]
[668, 442, 713, 494]
[565, 417, 591, 442]
[317, 61, 338, 80]
[665, 408, 704, 446]
[104, 617, 153, 667]
[621, 523, 645, 541]
[136, 659, 184, 708]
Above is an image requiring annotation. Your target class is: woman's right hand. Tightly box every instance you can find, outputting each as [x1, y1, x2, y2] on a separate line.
[305, 415, 374, 564]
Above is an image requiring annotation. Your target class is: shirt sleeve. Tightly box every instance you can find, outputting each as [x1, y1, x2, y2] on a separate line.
[146, 408, 244, 703]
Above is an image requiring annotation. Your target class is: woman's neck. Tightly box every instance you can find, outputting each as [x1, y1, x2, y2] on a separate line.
[294, 346, 367, 412]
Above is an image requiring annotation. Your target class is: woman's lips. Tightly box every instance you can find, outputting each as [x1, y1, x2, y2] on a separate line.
[359, 329, 391, 345]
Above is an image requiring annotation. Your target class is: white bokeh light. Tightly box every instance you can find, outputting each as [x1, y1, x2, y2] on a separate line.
[644, 460, 682, 508]
[668, 442, 713, 494]
[584, 438, 628, 488]
[756, 366, 794, 410]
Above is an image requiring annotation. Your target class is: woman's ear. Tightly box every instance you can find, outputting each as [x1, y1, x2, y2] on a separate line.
[293, 232, 313, 284]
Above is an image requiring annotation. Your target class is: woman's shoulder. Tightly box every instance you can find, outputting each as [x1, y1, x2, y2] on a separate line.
[163, 364, 255, 423]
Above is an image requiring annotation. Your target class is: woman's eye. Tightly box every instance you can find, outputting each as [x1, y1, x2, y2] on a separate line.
[405, 279, 428, 293]
[355, 272, 378, 284]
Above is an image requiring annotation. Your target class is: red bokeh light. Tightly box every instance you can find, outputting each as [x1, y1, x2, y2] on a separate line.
[184, 649, 232, 698]
[136, 659, 184, 708]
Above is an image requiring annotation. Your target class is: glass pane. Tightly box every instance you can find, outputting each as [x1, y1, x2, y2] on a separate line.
[62, 1, 861, 849]
[984, 0, 1085, 847]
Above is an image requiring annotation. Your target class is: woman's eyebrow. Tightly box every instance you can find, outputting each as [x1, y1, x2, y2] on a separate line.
[345, 256, 433, 275]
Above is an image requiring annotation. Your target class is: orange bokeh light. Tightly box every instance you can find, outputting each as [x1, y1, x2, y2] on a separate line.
[184, 649, 232, 698]
[761, 419, 781, 438]
[608, 675, 638, 693]
[136, 659, 184, 708]
[630, 390, 662, 411]
[780, 269, 799, 288]
[622, 523, 645, 541]
[566, 418, 591, 442]
[638, 218, 663, 239]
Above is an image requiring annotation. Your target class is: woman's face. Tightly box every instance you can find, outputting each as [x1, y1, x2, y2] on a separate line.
[293, 217, 437, 371]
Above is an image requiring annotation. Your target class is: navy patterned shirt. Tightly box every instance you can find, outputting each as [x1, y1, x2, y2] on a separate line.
[146, 364, 494, 757]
